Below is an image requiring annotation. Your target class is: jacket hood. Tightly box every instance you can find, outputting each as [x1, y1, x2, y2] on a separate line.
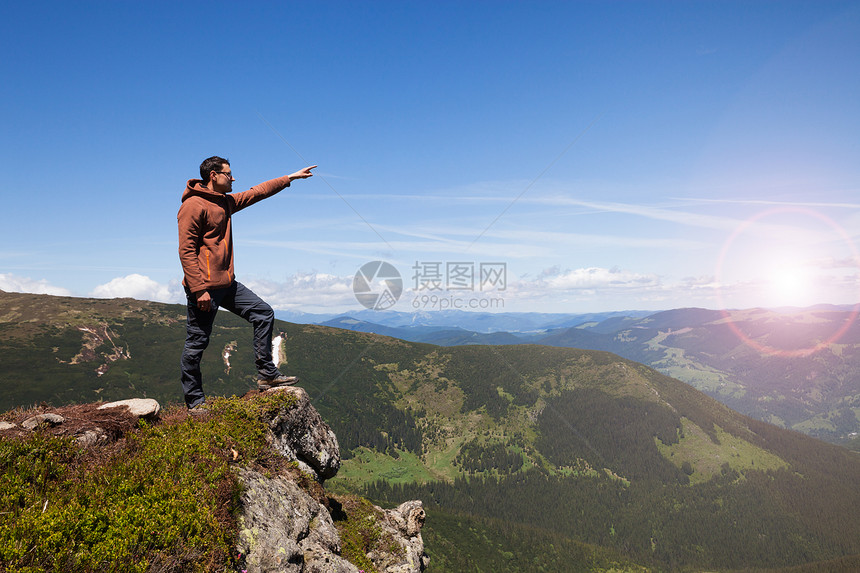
[181, 179, 226, 202]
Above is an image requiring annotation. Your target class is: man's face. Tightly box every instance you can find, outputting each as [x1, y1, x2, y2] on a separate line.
[210, 164, 234, 194]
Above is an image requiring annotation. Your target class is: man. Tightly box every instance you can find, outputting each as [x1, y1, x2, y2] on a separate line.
[178, 156, 316, 410]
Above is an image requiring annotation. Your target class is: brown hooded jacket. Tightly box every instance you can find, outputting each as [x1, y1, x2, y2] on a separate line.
[177, 176, 291, 294]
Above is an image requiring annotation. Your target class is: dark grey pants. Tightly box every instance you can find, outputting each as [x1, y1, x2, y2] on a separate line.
[180, 281, 281, 407]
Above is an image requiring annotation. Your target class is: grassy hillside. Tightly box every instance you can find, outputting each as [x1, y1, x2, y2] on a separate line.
[539, 307, 860, 445]
[3, 292, 860, 571]
[0, 291, 259, 410]
[303, 305, 860, 447]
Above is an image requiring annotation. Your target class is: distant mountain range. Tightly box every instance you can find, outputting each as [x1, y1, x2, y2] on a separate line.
[280, 305, 860, 446]
[276, 308, 654, 334]
[3, 290, 860, 571]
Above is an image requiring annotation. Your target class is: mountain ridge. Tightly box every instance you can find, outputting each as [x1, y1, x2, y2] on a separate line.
[3, 291, 860, 571]
[302, 305, 860, 446]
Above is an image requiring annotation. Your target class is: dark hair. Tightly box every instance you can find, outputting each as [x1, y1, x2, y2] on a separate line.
[200, 156, 230, 184]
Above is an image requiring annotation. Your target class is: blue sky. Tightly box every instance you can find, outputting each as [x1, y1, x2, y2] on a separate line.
[2, 1, 860, 314]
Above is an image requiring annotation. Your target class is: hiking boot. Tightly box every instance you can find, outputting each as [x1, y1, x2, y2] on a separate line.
[187, 401, 209, 415]
[257, 374, 299, 391]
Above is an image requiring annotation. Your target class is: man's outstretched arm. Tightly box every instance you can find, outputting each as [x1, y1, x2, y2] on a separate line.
[231, 165, 318, 212]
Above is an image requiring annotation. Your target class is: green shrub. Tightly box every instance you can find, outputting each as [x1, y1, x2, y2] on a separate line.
[331, 494, 403, 573]
[0, 392, 298, 572]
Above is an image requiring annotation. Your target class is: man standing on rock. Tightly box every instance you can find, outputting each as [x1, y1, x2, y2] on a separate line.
[178, 156, 316, 410]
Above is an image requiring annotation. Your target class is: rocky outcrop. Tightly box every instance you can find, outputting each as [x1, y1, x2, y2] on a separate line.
[0, 389, 427, 572]
[243, 385, 428, 572]
[237, 468, 428, 573]
[263, 386, 341, 482]
[237, 468, 356, 573]
[372, 501, 429, 573]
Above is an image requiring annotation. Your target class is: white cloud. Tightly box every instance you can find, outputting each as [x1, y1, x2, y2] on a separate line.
[680, 275, 719, 290]
[244, 272, 357, 311]
[243, 266, 675, 313]
[534, 266, 661, 291]
[91, 274, 183, 303]
[87, 272, 360, 311]
[66, 267, 761, 315]
[485, 265, 735, 311]
[0, 273, 73, 296]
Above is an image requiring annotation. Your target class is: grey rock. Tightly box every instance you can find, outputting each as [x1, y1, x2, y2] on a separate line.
[233, 389, 426, 572]
[97, 398, 160, 418]
[21, 413, 65, 430]
[265, 387, 341, 482]
[0, 421, 16, 431]
[237, 468, 357, 573]
[76, 427, 108, 446]
[371, 501, 429, 573]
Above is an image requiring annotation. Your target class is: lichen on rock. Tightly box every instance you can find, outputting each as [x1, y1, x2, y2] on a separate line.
[263, 386, 342, 482]
[237, 468, 356, 573]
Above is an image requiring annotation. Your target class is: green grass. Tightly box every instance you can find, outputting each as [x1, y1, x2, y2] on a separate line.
[330, 494, 403, 573]
[655, 417, 789, 484]
[646, 336, 746, 398]
[331, 447, 440, 490]
[425, 435, 467, 479]
[0, 392, 312, 572]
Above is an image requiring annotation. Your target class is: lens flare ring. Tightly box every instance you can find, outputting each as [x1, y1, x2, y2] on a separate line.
[715, 206, 860, 357]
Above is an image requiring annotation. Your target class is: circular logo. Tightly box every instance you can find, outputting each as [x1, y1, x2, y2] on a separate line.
[353, 261, 403, 310]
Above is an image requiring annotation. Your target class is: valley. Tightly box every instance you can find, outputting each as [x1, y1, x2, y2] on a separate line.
[300, 306, 860, 448]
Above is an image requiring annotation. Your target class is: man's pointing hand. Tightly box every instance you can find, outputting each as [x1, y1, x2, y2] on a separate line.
[288, 165, 317, 181]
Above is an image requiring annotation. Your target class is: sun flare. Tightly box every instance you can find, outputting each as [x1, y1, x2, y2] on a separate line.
[716, 207, 860, 311]
[766, 263, 812, 307]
